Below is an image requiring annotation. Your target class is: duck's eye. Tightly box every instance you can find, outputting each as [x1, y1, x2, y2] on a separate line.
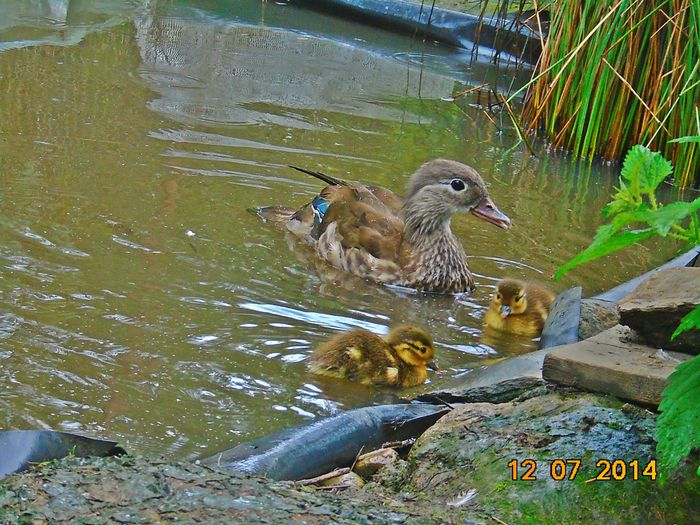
[450, 179, 466, 191]
[495, 293, 502, 301]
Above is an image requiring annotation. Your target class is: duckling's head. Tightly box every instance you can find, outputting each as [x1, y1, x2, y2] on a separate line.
[404, 159, 511, 232]
[385, 326, 438, 370]
[491, 279, 528, 318]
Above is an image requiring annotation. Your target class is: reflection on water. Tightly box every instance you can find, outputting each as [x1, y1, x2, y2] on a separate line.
[0, 0, 678, 458]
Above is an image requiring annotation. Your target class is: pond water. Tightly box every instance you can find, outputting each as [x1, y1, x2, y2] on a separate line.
[0, 0, 678, 458]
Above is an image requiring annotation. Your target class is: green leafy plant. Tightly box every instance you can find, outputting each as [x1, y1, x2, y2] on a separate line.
[556, 145, 700, 280]
[656, 355, 700, 481]
[556, 144, 700, 482]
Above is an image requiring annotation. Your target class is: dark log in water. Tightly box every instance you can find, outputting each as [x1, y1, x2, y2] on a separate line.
[0, 430, 125, 479]
[292, 0, 543, 64]
[201, 403, 449, 481]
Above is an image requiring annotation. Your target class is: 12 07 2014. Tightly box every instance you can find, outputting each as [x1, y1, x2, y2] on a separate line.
[507, 459, 657, 481]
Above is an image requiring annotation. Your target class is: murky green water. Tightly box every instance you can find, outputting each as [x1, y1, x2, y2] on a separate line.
[0, 0, 678, 458]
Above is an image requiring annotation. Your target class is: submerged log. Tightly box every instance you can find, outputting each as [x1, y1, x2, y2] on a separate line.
[292, 0, 544, 64]
[201, 403, 448, 481]
[0, 430, 125, 479]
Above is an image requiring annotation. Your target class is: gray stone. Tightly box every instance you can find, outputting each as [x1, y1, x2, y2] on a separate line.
[543, 325, 692, 406]
[392, 392, 699, 525]
[540, 287, 582, 349]
[579, 298, 619, 340]
[354, 448, 399, 480]
[618, 267, 700, 353]
[416, 350, 547, 404]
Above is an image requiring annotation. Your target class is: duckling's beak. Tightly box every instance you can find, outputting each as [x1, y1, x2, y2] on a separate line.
[471, 197, 511, 230]
[499, 305, 511, 318]
[427, 360, 440, 372]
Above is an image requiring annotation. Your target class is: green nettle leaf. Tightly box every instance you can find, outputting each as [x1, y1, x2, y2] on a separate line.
[620, 145, 673, 196]
[554, 228, 655, 280]
[672, 304, 700, 340]
[640, 199, 700, 236]
[656, 354, 700, 481]
[604, 180, 638, 216]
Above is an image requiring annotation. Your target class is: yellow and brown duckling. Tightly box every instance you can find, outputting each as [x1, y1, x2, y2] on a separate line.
[309, 326, 438, 388]
[255, 159, 511, 294]
[484, 279, 555, 337]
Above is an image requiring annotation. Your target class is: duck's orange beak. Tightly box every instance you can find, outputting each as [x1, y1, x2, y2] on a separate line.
[471, 197, 511, 230]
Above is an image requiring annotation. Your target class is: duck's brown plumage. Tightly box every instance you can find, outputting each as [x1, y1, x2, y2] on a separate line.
[309, 326, 437, 388]
[484, 279, 555, 337]
[256, 159, 511, 294]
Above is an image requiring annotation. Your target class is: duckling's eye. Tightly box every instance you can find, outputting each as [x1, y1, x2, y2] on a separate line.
[495, 293, 502, 301]
[450, 179, 466, 191]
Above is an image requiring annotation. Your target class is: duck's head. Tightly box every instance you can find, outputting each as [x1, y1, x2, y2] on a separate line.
[491, 279, 528, 318]
[405, 159, 511, 231]
[385, 325, 439, 370]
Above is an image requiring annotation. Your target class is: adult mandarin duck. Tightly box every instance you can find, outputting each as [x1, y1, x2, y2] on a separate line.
[484, 279, 555, 337]
[309, 326, 438, 388]
[256, 159, 511, 293]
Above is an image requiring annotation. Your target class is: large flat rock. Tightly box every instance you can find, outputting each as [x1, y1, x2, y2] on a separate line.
[542, 325, 692, 406]
[416, 349, 547, 404]
[618, 267, 700, 353]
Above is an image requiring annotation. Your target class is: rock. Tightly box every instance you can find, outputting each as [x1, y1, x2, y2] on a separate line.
[543, 325, 692, 406]
[0, 456, 418, 524]
[2, 393, 699, 524]
[618, 267, 700, 353]
[377, 392, 700, 524]
[318, 471, 365, 488]
[578, 298, 619, 340]
[353, 448, 399, 480]
[415, 350, 547, 404]
[540, 287, 582, 349]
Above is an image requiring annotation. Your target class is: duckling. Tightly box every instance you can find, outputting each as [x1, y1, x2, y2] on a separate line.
[255, 159, 511, 294]
[309, 326, 438, 388]
[484, 279, 555, 337]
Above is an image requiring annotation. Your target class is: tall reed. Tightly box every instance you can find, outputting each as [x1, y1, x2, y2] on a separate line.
[521, 0, 699, 187]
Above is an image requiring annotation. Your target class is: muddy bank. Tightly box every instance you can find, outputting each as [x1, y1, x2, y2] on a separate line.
[2, 390, 698, 524]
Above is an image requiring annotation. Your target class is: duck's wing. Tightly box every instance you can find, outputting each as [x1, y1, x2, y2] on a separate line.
[318, 182, 405, 262]
[277, 167, 407, 271]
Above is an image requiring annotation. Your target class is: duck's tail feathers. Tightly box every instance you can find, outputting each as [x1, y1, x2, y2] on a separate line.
[289, 165, 347, 187]
[249, 206, 296, 229]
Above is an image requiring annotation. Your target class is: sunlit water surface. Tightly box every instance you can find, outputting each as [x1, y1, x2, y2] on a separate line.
[0, 0, 678, 458]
